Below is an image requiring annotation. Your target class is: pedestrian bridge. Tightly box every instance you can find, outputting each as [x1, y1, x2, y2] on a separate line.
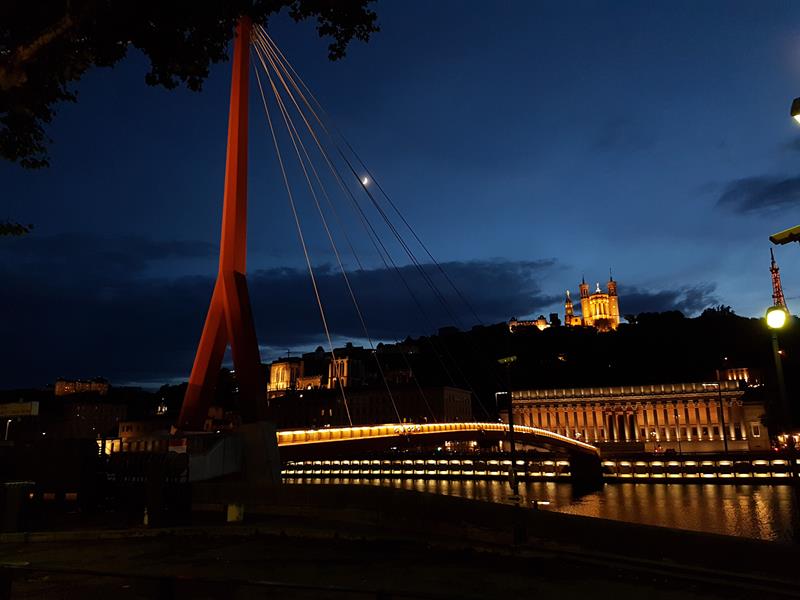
[276, 421, 600, 460]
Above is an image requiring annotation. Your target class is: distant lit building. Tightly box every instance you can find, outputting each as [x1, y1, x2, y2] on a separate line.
[54, 377, 110, 396]
[509, 275, 621, 333]
[267, 344, 413, 398]
[268, 357, 303, 396]
[719, 367, 761, 386]
[266, 386, 472, 429]
[509, 314, 551, 332]
[571, 276, 620, 331]
[508, 381, 770, 453]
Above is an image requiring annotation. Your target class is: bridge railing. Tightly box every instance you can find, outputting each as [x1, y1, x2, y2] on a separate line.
[276, 422, 599, 455]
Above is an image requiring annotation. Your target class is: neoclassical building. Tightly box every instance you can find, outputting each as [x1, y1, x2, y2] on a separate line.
[509, 381, 770, 453]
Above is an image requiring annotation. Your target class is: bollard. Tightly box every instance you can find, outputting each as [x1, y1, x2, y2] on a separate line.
[157, 576, 175, 600]
[0, 567, 12, 600]
[512, 505, 528, 545]
[226, 503, 244, 523]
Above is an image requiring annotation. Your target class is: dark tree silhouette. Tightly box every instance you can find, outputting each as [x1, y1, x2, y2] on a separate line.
[0, 0, 379, 168]
[0, 221, 32, 236]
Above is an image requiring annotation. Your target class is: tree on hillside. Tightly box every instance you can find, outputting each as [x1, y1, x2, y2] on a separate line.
[0, 221, 32, 236]
[0, 1, 379, 168]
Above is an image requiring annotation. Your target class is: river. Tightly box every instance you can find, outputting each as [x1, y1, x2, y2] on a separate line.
[287, 477, 800, 543]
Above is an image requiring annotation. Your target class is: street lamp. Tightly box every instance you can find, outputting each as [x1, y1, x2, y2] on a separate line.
[715, 357, 729, 455]
[497, 355, 518, 497]
[766, 305, 790, 435]
[792, 97, 800, 125]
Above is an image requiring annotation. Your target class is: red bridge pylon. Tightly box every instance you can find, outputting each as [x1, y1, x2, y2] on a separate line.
[179, 17, 264, 430]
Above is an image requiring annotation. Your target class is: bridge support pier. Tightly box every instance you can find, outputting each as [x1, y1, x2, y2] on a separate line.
[569, 453, 604, 490]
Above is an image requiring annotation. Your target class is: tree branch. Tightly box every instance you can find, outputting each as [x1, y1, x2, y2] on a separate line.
[0, 14, 75, 91]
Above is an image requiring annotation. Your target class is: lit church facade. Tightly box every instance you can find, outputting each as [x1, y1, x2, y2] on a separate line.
[509, 275, 621, 332]
[565, 276, 620, 331]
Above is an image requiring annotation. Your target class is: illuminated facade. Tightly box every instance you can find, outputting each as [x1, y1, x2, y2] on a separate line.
[509, 275, 620, 332]
[510, 381, 770, 453]
[268, 358, 303, 395]
[508, 314, 553, 332]
[54, 378, 110, 396]
[571, 276, 620, 331]
[266, 385, 473, 429]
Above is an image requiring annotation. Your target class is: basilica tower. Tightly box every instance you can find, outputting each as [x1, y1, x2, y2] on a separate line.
[607, 273, 620, 328]
[579, 277, 591, 326]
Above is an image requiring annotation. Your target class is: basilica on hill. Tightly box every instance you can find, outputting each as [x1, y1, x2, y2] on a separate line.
[509, 275, 621, 332]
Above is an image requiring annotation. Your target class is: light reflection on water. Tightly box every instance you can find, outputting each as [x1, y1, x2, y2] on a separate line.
[287, 477, 800, 543]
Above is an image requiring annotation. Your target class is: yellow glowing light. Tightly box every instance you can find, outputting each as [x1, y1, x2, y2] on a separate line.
[766, 305, 788, 329]
[792, 98, 800, 123]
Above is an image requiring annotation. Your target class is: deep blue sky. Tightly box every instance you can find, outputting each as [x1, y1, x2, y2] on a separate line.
[3, 1, 800, 388]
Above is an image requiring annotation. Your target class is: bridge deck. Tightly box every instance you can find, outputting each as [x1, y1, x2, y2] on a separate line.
[276, 422, 599, 457]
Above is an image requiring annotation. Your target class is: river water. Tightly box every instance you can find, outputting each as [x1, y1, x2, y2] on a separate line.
[288, 477, 800, 543]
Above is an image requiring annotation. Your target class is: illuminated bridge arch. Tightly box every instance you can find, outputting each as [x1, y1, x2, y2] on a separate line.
[276, 422, 600, 461]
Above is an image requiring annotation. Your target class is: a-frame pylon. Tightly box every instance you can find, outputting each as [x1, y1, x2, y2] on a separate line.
[179, 17, 264, 430]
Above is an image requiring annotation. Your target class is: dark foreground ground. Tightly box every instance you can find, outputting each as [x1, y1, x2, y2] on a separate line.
[1, 483, 799, 599]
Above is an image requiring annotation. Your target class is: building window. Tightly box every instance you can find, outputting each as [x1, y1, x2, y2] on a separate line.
[751, 423, 761, 438]
[702, 427, 709, 439]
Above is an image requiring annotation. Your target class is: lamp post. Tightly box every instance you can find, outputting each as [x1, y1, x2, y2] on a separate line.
[715, 357, 729, 455]
[4, 419, 11, 441]
[766, 305, 790, 436]
[791, 97, 800, 125]
[674, 409, 682, 456]
[497, 355, 518, 497]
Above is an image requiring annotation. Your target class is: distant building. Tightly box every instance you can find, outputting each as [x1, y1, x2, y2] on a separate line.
[509, 315, 550, 332]
[265, 386, 473, 429]
[508, 381, 769, 453]
[509, 274, 621, 333]
[267, 344, 413, 398]
[268, 357, 303, 396]
[571, 276, 620, 331]
[54, 378, 110, 396]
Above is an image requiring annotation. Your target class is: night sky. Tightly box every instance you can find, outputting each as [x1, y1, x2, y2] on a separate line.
[3, 1, 800, 388]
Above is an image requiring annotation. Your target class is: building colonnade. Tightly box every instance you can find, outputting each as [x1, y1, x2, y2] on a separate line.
[514, 396, 751, 445]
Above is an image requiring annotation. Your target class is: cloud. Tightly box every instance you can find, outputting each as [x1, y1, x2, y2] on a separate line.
[780, 138, 800, 154]
[621, 283, 719, 316]
[716, 175, 800, 215]
[590, 116, 655, 154]
[0, 234, 559, 387]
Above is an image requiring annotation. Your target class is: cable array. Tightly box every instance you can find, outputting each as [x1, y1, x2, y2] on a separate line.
[250, 25, 503, 421]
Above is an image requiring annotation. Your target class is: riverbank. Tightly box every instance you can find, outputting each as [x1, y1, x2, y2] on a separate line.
[2, 482, 800, 598]
[283, 452, 799, 483]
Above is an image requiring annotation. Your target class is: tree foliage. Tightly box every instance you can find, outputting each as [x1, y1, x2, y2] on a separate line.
[0, 221, 33, 236]
[0, 1, 379, 168]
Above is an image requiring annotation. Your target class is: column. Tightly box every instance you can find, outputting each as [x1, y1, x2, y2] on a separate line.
[727, 400, 736, 441]
[696, 400, 707, 440]
[651, 402, 660, 442]
[622, 410, 630, 442]
[708, 398, 718, 440]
